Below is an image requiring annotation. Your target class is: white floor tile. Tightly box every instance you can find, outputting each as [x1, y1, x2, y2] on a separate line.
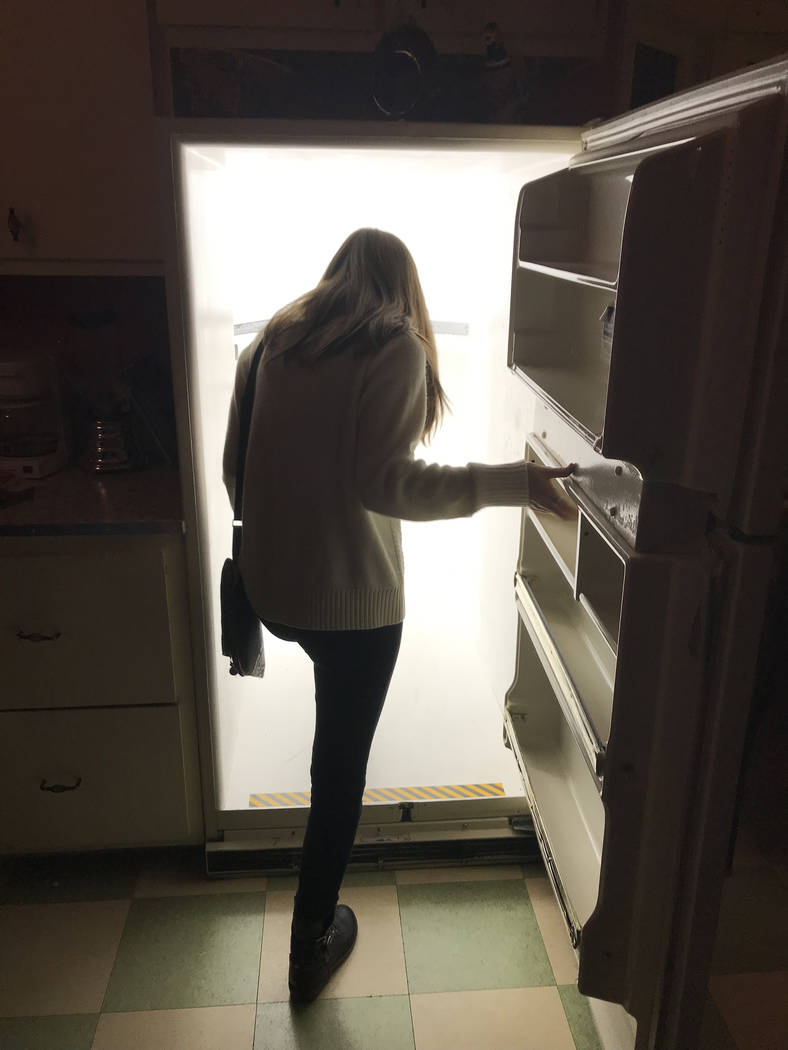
[258, 886, 408, 1003]
[525, 877, 578, 985]
[411, 987, 575, 1050]
[0, 901, 128, 1016]
[92, 1004, 256, 1050]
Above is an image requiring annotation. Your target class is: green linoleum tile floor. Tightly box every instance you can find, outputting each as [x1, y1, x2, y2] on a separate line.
[254, 995, 415, 1050]
[0, 1014, 99, 1050]
[0, 853, 620, 1050]
[558, 985, 603, 1050]
[102, 892, 267, 1013]
[397, 879, 554, 995]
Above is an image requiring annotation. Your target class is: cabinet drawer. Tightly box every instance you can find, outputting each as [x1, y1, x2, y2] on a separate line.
[0, 705, 196, 852]
[0, 546, 178, 710]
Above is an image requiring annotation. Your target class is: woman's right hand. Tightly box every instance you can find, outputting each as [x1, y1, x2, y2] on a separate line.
[526, 462, 577, 519]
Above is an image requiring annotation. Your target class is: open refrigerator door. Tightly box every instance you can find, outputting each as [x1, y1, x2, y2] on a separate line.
[502, 55, 788, 1050]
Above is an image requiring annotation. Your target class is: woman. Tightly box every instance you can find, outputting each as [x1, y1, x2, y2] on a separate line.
[223, 228, 574, 1003]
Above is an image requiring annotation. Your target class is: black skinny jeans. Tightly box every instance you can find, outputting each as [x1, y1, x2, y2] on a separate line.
[263, 619, 403, 930]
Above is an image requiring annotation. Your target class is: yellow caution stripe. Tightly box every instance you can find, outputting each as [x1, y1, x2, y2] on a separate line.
[249, 783, 505, 808]
[249, 791, 311, 809]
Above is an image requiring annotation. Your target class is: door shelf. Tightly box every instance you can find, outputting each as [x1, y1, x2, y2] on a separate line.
[504, 614, 604, 940]
[524, 441, 580, 586]
[576, 511, 626, 653]
[517, 515, 615, 772]
[509, 269, 616, 443]
[520, 760, 582, 948]
[516, 158, 638, 285]
[525, 504, 577, 589]
[509, 126, 773, 498]
[515, 571, 609, 782]
[509, 530, 714, 1023]
[516, 261, 617, 291]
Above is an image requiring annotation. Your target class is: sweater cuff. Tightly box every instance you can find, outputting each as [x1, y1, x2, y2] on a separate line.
[468, 461, 529, 509]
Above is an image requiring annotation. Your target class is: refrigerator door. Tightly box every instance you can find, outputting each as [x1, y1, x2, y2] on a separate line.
[725, 151, 788, 537]
[506, 486, 775, 1050]
[649, 531, 776, 1050]
[505, 435, 715, 1046]
[504, 56, 788, 1050]
[508, 56, 788, 520]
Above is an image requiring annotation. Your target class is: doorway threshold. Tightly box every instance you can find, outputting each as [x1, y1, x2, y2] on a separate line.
[205, 811, 539, 878]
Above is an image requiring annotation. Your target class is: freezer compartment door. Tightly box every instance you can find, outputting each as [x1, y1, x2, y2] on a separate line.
[508, 63, 787, 511]
[505, 459, 713, 1045]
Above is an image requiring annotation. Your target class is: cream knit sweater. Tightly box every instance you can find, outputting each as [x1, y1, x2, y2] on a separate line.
[223, 330, 530, 630]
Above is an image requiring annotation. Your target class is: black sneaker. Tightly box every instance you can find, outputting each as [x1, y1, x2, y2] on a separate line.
[288, 904, 358, 1004]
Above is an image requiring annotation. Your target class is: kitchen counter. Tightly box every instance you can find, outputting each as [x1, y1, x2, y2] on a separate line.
[0, 463, 183, 535]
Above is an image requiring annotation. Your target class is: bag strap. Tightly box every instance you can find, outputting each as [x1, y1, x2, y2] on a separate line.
[232, 338, 266, 560]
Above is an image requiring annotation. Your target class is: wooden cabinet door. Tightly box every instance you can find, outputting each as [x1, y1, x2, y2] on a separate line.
[157, 0, 376, 31]
[0, 541, 179, 710]
[0, 1, 161, 263]
[409, 0, 600, 38]
[0, 705, 200, 851]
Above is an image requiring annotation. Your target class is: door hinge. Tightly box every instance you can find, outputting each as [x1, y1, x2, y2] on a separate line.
[509, 814, 534, 835]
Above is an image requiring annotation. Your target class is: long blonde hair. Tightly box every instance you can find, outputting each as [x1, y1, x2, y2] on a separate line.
[263, 228, 447, 441]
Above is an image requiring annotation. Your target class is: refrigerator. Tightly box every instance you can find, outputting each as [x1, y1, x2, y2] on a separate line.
[165, 53, 788, 1050]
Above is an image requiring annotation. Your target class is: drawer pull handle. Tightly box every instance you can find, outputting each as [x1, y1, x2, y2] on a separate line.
[17, 629, 61, 643]
[40, 777, 82, 793]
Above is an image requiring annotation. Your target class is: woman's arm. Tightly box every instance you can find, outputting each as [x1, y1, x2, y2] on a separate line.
[355, 332, 575, 521]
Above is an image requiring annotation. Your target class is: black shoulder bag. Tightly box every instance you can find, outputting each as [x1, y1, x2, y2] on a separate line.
[220, 341, 266, 677]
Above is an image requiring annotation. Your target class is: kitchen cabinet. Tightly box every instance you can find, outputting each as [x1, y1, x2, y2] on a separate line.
[404, 0, 602, 47]
[156, 0, 606, 56]
[0, 705, 198, 853]
[0, 532, 203, 852]
[1, 540, 181, 711]
[157, 0, 376, 33]
[0, 1, 161, 267]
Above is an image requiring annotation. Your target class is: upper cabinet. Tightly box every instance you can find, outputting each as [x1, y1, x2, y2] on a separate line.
[157, 0, 376, 33]
[156, 0, 606, 56]
[0, 2, 161, 267]
[405, 0, 602, 49]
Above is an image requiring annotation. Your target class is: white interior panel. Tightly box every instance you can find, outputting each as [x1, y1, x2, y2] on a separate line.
[176, 136, 576, 812]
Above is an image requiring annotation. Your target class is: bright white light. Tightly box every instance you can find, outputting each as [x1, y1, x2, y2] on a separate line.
[179, 139, 575, 809]
[223, 146, 557, 335]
